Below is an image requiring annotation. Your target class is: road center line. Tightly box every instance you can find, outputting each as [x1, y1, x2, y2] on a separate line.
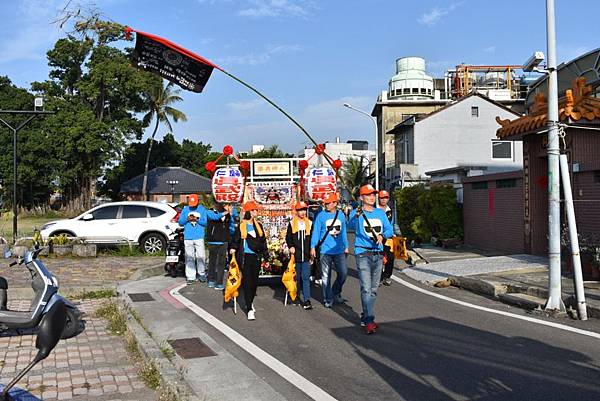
[170, 283, 338, 401]
[392, 275, 600, 340]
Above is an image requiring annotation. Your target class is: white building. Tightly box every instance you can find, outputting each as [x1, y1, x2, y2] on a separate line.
[390, 92, 523, 183]
[300, 138, 376, 173]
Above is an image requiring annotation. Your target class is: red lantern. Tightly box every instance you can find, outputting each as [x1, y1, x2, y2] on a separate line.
[314, 144, 326, 155]
[299, 160, 309, 170]
[223, 145, 234, 156]
[332, 159, 342, 170]
[205, 161, 217, 173]
[240, 160, 250, 171]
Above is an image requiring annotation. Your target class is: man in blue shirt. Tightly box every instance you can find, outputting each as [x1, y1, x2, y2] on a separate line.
[178, 194, 229, 285]
[310, 193, 348, 308]
[348, 184, 393, 334]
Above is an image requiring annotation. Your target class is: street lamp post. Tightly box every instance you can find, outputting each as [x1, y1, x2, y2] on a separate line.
[166, 180, 179, 202]
[343, 103, 379, 189]
[0, 109, 55, 244]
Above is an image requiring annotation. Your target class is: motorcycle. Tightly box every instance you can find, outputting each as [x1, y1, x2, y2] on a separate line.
[164, 227, 185, 278]
[0, 247, 82, 339]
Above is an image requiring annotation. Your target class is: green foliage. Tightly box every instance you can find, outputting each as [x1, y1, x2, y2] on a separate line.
[341, 156, 372, 199]
[244, 145, 293, 159]
[395, 184, 462, 243]
[51, 233, 72, 245]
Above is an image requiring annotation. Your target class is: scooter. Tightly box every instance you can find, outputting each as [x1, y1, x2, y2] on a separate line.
[164, 227, 185, 278]
[0, 247, 82, 339]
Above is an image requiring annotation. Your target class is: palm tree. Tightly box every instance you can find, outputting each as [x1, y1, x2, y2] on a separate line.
[141, 81, 187, 200]
[341, 156, 373, 199]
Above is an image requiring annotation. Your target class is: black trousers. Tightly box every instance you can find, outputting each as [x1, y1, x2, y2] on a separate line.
[242, 253, 261, 311]
[381, 244, 395, 280]
[207, 243, 227, 285]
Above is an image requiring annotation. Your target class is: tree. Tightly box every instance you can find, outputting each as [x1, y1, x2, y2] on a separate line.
[140, 81, 187, 200]
[245, 145, 293, 159]
[341, 156, 372, 199]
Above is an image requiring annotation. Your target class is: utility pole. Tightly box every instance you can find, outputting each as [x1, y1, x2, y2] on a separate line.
[544, 0, 565, 311]
[0, 109, 55, 244]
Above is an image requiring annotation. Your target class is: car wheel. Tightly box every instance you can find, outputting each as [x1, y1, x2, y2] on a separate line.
[140, 233, 166, 254]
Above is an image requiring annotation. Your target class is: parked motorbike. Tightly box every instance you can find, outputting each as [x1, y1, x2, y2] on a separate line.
[0, 247, 82, 339]
[164, 227, 185, 278]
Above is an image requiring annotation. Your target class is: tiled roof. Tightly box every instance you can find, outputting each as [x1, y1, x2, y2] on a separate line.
[496, 77, 600, 139]
[120, 167, 212, 194]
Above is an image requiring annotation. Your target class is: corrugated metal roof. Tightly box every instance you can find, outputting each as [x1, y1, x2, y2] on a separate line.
[120, 167, 212, 194]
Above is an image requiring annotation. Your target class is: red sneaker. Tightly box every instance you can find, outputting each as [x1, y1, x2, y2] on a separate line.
[365, 322, 377, 334]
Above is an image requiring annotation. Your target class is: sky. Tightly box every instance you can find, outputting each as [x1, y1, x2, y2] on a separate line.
[1, 0, 599, 154]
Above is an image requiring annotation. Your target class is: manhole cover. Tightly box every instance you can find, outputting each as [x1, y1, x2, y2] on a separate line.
[168, 338, 216, 359]
[129, 293, 154, 302]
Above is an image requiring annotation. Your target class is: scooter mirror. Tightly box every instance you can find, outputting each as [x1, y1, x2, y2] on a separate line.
[35, 300, 67, 362]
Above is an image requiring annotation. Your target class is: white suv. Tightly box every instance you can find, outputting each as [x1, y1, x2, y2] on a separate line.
[40, 201, 180, 253]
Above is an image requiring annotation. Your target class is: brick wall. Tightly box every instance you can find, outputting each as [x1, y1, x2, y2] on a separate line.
[463, 171, 525, 254]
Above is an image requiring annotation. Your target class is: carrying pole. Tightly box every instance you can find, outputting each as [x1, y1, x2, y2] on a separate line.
[233, 296, 237, 315]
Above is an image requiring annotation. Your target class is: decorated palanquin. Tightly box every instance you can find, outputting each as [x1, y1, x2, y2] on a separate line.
[245, 182, 296, 276]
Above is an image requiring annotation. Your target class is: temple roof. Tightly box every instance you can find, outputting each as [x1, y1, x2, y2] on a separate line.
[496, 77, 600, 139]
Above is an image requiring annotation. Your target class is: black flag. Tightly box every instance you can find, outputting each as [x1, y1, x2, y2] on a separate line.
[131, 30, 218, 93]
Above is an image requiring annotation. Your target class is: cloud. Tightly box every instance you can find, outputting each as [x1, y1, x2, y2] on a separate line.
[483, 46, 496, 53]
[418, 2, 463, 27]
[217, 44, 302, 66]
[426, 60, 454, 75]
[0, 0, 63, 64]
[239, 0, 315, 18]
[226, 99, 264, 111]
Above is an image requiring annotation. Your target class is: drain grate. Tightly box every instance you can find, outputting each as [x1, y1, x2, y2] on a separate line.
[129, 293, 155, 302]
[168, 338, 216, 359]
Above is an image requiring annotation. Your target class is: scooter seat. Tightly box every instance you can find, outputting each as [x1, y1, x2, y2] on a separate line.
[0, 309, 37, 328]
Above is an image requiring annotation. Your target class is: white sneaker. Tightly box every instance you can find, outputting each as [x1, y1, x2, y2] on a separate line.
[247, 310, 255, 320]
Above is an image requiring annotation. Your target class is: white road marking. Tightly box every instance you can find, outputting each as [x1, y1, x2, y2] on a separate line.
[392, 275, 600, 340]
[170, 283, 338, 401]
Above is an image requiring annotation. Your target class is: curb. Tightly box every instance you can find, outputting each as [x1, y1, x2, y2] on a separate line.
[449, 275, 600, 318]
[121, 293, 202, 401]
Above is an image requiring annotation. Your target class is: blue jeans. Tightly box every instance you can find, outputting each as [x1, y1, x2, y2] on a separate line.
[320, 253, 348, 304]
[184, 239, 206, 281]
[296, 261, 311, 301]
[355, 252, 383, 324]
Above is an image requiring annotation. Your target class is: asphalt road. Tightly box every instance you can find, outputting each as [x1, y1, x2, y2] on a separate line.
[180, 257, 600, 401]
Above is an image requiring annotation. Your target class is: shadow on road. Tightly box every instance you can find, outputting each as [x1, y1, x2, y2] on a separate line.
[331, 317, 600, 400]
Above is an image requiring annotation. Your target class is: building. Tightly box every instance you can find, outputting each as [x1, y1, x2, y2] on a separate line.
[300, 138, 376, 172]
[389, 92, 523, 184]
[371, 56, 532, 188]
[120, 167, 212, 202]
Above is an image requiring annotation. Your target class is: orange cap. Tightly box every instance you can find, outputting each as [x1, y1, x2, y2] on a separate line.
[295, 201, 309, 210]
[359, 184, 378, 196]
[323, 193, 338, 204]
[378, 190, 390, 198]
[188, 194, 199, 207]
[242, 200, 259, 212]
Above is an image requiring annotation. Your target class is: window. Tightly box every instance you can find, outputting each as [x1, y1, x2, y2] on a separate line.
[412, 88, 418, 94]
[472, 181, 488, 190]
[594, 170, 600, 183]
[471, 106, 479, 117]
[420, 88, 427, 94]
[496, 179, 517, 188]
[148, 207, 166, 217]
[121, 205, 148, 219]
[91, 205, 119, 220]
[403, 88, 410, 94]
[492, 141, 513, 160]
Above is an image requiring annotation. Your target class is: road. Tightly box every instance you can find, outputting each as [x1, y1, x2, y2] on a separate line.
[179, 256, 600, 401]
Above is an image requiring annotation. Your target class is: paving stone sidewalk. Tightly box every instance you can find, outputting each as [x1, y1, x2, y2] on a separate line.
[0, 299, 155, 400]
[2, 256, 163, 290]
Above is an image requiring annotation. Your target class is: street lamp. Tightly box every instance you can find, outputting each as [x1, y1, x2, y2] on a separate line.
[343, 103, 379, 190]
[166, 180, 179, 202]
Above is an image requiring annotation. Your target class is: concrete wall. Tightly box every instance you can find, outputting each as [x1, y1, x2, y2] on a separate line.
[413, 96, 523, 178]
[463, 172, 525, 254]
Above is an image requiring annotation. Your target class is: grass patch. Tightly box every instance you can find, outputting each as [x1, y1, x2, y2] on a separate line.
[138, 359, 162, 390]
[157, 382, 186, 401]
[159, 340, 175, 360]
[70, 288, 117, 300]
[94, 300, 127, 335]
[100, 246, 165, 257]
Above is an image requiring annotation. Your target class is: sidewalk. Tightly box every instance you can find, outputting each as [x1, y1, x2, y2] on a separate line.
[400, 249, 600, 318]
[118, 276, 289, 401]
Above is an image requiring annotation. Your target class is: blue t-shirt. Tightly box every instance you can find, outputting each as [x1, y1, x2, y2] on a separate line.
[348, 207, 393, 254]
[178, 205, 223, 240]
[310, 210, 348, 255]
[243, 223, 256, 254]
